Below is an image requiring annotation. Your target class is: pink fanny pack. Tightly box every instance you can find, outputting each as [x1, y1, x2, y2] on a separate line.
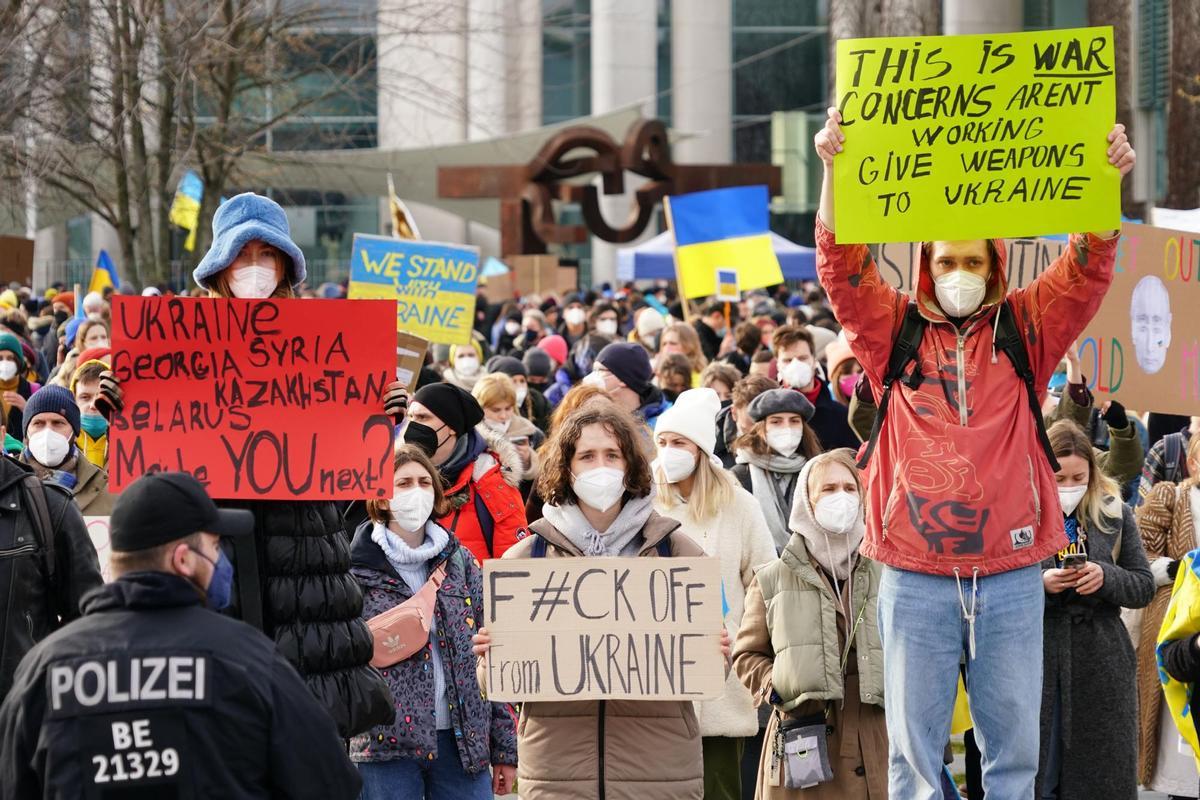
[367, 561, 448, 668]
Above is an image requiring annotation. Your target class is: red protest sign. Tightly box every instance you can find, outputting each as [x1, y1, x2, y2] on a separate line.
[109, 296, 396, 500]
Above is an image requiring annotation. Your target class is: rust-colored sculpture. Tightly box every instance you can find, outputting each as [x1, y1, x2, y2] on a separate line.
[438, 119, 782, 256]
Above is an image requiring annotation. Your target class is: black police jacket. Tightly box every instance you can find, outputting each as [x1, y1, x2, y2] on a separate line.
[0, 571, 362, 799]
[0, 457, 102, 699]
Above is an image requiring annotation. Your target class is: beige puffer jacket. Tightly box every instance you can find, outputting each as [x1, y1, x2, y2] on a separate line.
[486, 510, 706, 800]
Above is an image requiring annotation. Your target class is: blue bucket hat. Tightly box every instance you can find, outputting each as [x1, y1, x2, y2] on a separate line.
[192, 193, 307, 290]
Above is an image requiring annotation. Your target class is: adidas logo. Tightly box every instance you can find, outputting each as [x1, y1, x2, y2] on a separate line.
[384, 635, 402, 651]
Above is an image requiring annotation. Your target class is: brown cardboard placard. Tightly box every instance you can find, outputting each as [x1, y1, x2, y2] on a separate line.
[396, 330, 428, 391]
[1080, 222, 1200, 415]
[483, 556, 725, 702]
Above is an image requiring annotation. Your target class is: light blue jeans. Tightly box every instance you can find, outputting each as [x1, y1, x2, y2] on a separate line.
[878, 564, 1045, 800]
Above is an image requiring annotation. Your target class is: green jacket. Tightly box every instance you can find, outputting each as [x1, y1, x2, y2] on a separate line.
[1046, 387, 1143, 487]
[848, 385, 1143, 486]
[753, 535, 884, 712]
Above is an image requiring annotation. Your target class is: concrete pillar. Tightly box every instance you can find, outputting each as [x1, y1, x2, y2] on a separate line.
[590, 0, 657, 287]
[504, 0, 543, 134]
[377, 0, 469, 243]
[671, 0, 731, 163]
[942, 0, 1022, 34]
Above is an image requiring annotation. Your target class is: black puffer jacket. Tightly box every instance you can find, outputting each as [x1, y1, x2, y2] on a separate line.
[222, 498, 394, 738]
[0, 457, 102, 698]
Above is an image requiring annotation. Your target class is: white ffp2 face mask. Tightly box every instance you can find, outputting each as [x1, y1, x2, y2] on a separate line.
[227, 265, 279, 299]
[0, 361, 17, 381]
[455, 356, 480, 377]
[781, 359, 814, 389]
[29, 429, 71, 468]
[596, 319, 618, 337]
[765, 428, 804, 456]
[564, 307, 586, 327]
[933, 270, 987, 318]
[515, 386, 528, 406]
[655, 447, 697, 484]
[572, 467, 626, 512]
[388, 487, 435, 532]
[814, 491, 861, 535]
[1057, 484, 1087, 517]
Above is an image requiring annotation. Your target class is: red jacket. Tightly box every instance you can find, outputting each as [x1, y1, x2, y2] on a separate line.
[436, 429, 527, 563]
[815, 220, 1118, 576]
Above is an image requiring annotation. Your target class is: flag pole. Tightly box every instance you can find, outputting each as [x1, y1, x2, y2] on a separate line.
[663, 196, 693, 324]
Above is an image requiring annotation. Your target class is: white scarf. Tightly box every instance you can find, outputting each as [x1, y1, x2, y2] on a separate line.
[541, 493, 656, 557]
[370, 521, 450, 569]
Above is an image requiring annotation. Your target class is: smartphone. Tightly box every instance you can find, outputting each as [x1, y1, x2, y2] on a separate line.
[1061, 553, 1088, 570]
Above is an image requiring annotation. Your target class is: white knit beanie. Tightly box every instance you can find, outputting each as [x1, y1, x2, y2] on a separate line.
[654, 387, 721, 464]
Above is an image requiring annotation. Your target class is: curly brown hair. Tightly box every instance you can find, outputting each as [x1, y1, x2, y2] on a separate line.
[366, 444, 451, 524]
[535, 400, 653, 507]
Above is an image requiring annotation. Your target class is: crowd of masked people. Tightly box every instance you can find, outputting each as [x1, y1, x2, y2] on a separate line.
[1, 190, 1199, 800]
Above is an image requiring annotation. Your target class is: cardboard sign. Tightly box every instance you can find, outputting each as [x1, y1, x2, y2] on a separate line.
[109, 296, 396, 500]
[876, 236, 1068, 293]
[348, 234, 481, 346]
[833, 27, 1119, 243]
[84, 516, 112, 582]
[1080, 222, 1200, 415]
[483, 557, 725, 702]
[396, 331, 428, 390]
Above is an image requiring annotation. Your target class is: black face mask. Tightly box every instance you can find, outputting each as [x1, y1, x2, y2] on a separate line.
[53, 310, 69, 326]
[663, 389, 680, 404]
[720, 398, 733, 410]
[402, 421, 441, 458]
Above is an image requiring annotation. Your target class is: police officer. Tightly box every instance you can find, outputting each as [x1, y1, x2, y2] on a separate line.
[0, 471, 362, 799]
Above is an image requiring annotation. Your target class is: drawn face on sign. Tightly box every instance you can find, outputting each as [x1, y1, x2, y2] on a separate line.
[1130, 276, 1171, 374]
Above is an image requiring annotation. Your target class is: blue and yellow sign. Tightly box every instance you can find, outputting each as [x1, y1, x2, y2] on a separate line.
[348, 234, 480, 345]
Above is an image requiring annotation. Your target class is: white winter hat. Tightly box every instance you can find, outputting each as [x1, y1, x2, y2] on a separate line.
[654, 387, 722, 465]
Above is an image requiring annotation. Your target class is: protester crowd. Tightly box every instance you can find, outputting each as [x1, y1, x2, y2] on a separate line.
[2, 109, 1200, 800]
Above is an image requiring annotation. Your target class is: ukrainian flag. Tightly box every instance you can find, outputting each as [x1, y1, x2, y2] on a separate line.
[666, 185, 782, 300]
[1158, 547, 1200, 770]
[88, 250, 119, 294]
[168, 171, 204, 251]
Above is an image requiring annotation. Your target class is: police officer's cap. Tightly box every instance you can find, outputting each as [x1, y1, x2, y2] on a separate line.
[111, 472, 254, 552]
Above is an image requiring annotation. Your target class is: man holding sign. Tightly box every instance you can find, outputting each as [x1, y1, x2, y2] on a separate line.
[814, 29, 1135, 799]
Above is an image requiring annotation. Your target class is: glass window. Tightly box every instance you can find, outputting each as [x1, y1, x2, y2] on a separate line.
[543, 0, 591, 124]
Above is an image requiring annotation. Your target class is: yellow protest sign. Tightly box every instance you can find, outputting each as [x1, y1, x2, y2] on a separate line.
[348, 234, 480, 346]
[833, 27, 1119, 244]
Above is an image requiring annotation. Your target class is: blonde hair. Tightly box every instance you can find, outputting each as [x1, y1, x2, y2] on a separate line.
[654, 448, 736, 523]
[472, 372, 517, 409]
[661, 322, 708, 373]
[805, 449, 864, 513]
[1048, 420, 1122, 529]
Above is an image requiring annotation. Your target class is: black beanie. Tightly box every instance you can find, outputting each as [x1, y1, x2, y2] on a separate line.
[24, 385, 81, 438]
[595, 342, 652, 397]
[486, 355, 527, 379]
[522, 348, 553, 379]
[412, 383, 484, 437]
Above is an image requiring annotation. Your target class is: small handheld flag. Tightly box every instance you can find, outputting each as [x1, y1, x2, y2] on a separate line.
[88, 251, 119, 294]
[168, 171, 204, 252]
[715, 268, 739, 302]
[387, 174, 421, 240]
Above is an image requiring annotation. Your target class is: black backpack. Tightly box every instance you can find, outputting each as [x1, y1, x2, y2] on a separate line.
[857, 300, 1059, 472]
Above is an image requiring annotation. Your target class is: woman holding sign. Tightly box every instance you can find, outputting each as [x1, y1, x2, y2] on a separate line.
[652, 388, 777, 800]
[350, 444, 518, 798]
[733, 449, 886, 799]
[472, 401, 730, 800]
[96, 193, 401, 739]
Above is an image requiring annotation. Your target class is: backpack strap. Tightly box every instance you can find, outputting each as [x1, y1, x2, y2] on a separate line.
[993, 300, 1060, 472]
[1163, 432, 1183, 485]
[530, 533, 548, 558]
[21, 474, 56, 598]
[857, 303, 926, 468]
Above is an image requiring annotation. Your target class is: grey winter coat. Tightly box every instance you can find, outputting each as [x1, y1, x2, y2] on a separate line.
[1036, 502, 1154, 800]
